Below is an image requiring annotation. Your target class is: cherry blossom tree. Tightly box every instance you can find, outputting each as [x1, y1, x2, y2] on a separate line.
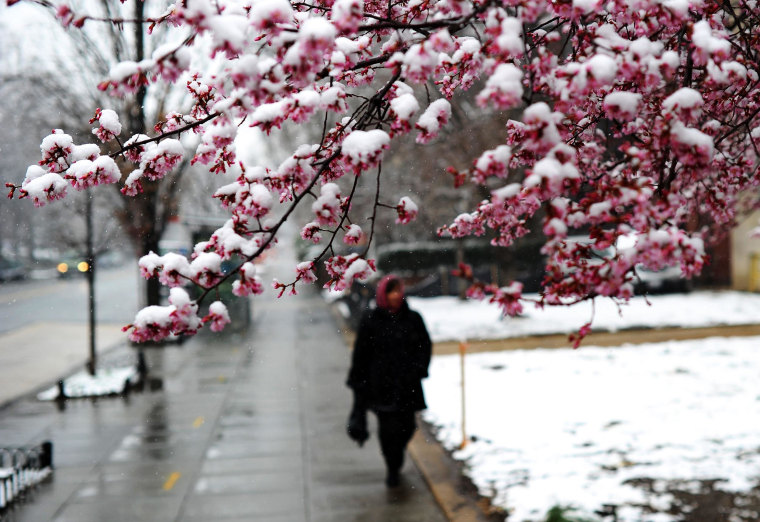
[1, 0, 206, 308]
[5, 0, 760, 344]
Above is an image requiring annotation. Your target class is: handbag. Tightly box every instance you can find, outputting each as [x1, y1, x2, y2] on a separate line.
[346, 394, 369, 447]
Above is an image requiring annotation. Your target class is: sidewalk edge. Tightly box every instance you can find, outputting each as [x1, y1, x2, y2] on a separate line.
[408, 419, 507, 521]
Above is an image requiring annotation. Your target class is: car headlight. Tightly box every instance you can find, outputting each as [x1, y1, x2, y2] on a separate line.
[57, 263, 69, 274]
[77, 261, 89, 272]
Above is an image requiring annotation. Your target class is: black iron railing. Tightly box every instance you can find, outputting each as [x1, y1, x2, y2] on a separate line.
[0, 441, 53, 510]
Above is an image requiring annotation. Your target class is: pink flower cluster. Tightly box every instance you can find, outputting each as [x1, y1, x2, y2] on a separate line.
[63, 156, 121, 190]
[214, 178, 273, 220]
[415, 99, 451, 144]
[232, 262, 265, 297]
[301, 222, 323, 244]
[138, 250, 224, 289]
[89, 108, 122, 143]
[325, 254, 376, 292]
[203, 301, 230, 333]
[123, 288, 202, 343]
[395, 197, 418, 225]
[342, 224, 364, 245]
[339, 129, 390, 174]
[16, 130, 125, 206]
[311, 183, 344, 226]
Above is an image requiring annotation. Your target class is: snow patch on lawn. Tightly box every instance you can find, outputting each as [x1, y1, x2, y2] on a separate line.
[422, 336, 760, 521]
[409, 291, 760, 342]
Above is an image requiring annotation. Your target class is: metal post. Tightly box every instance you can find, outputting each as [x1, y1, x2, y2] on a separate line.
[40, 441, 53, 470]
[459, 340, 468, 449]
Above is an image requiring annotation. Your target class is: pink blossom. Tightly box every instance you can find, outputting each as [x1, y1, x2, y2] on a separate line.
[189, 252, 223, 288]
[415, 99, 451, 144]
[90, 108, 122, 142]
[124, 306, 174, 343]
[389, 93, 420, 135]
[138, 251, 163, 279]
[312, 183, 343, 226]
[122, 134, 151, 163]
[324, 254, 375, 291]
[232, 262, 264, 297]
[157, 252, 191, 287]
[140, 139, 184, 180]
[340, 129, 390, 174]
[343, 224, 364, 244]
[491, 282, 524, 317]
[39, 130, 74, 173]
[395, 197, 418, 224]
[472, 145, 512, 184]
[477, 63, 524, 109]
[296, 261, 317, 283]
[204, 301, 230, 332]
[121, 169, 144, 196]
[331, 0, 363, 34]
[250, 0, 294, 33]
[301, 222, 323, 244]
[20, 168, 68, 207]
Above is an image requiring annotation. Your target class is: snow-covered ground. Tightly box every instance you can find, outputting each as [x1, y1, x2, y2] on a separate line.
[409, 290, 760, 343]
[37, 366, 136, 401]
[415, 291, 760, 521]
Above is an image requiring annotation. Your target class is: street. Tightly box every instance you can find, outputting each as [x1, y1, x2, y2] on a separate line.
[0, 265, 141, 405]
[0, 264, 140, 335]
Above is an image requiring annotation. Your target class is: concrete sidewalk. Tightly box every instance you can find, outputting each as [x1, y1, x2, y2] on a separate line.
[0, 322, 127, 406]
[0, 284, 460, 521]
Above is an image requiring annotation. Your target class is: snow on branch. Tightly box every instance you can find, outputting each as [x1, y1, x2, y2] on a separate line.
[6, 0, 760, 343]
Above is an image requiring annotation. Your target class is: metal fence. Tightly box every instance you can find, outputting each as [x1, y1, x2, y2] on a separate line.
[0, 441, 53, 511]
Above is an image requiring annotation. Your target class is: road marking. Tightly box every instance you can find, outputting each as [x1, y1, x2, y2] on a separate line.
[163, 472, 181, 491]
[193, 416, 205, 428]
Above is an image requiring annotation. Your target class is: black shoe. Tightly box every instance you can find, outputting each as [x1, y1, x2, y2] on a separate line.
[385, 469, 400, 488]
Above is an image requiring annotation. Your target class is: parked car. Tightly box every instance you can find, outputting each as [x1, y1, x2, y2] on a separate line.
[634, 264, 691, 294]
[0, 258, 25, 282]
[563, 234, 690, 294]
[614, 234, 691, 293]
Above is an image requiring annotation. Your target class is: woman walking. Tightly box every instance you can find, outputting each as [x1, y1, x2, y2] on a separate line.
[346, 274, 432, 487]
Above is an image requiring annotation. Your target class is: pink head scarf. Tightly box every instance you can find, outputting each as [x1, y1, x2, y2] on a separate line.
[375, 275, 404, 311]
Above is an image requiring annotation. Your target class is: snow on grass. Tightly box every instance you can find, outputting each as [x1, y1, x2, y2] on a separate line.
[37, 366, 137, 401]
[422, 336, 760, 521]
[409, 291, 760, 343]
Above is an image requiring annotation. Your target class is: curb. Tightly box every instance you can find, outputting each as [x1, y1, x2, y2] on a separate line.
[432, 323, 760, 354]
[408, 420, 506, 521]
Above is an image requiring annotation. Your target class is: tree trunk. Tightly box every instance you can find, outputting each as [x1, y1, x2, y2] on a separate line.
[143, 234, 162, 306]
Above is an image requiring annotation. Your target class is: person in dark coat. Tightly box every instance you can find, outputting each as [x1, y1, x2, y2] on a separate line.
[346, 274, 432, 487]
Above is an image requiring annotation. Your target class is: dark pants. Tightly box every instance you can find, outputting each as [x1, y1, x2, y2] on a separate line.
[376, 411, 416, 473]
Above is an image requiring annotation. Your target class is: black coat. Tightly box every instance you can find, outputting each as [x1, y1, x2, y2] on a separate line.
[346, 301, 432, 412]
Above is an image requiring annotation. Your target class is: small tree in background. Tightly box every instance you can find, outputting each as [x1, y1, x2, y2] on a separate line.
[1, 0, 197, 308]
[5, 0, 760, 344]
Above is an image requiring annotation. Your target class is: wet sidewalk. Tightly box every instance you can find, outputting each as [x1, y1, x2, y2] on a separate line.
[0, 285, 447, 521]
